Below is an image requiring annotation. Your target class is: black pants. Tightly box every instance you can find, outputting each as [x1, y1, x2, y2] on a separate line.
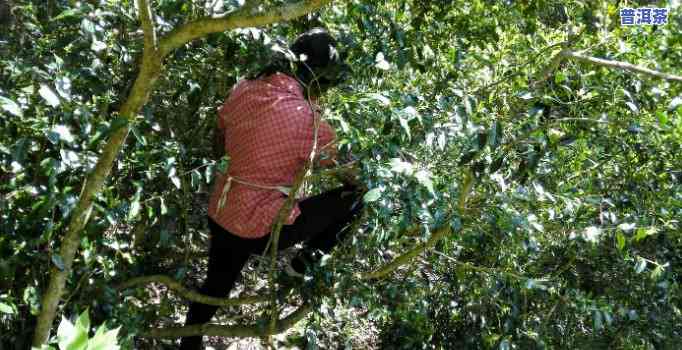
[179, 186, 363, 349]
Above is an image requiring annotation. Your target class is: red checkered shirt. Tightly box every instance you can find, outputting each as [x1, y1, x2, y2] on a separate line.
[207, 73, 336, 238]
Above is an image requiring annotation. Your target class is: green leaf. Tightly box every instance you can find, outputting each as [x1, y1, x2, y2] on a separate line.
[616, 231, 626, 252]
[57, 316, 88, 350]
[414, 170, 435, 194]
[160, 197, 168, 215]
[651, 265, 664, 279]
[81, 18, 96, 35]
[499, 339, 510, 350]
[365, 93, 390, 106]
[398, 117, 411, 140]
[91, 40, 107, 52]
[363, 188, 382, 202]
[488, 121, 500, 149]
[583, 226, 602, 243]
[625, 101, 639, 114]
[518, 91, 533, 100]
[87, 324, 120, 350]
[374, 52, 390, 70]
[51, 8, 84, 21]
[108, 117, 130, 135]
[554, 71, 567, 83]
[668, 96, 682, 111]
[75, 310, 91, 334]
[593, 310, 604, 331]
[216, 156, 230, 174]
[191, 170, 201, 189]
[31, 345, 57, 350]
[170, 174, 181, 189]
[0, 96, 22, 117]
[39, 84, 61, 107]
[130, 125, 147, 146]
[128, 192, 141, 221]
[51, 254, 65, 271]
[634, 257, 647, 274]
[389, 158, 413, 174]
[49, 125, 75, 144]
[617, 223, 636, 232]
[634, 227, 657, 242]
[0, 302, 15, 314]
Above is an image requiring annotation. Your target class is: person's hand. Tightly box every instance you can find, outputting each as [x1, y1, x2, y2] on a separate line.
[333, 160, 364, 189]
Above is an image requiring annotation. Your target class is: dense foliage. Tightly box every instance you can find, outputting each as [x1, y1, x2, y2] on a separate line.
[1, 0, 680, 349]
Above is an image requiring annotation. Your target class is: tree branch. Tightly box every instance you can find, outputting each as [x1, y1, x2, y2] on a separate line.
[532, 48, 570, 89]
[136, 0, 157, 51]
[562, 50, 682, 82]
[529, 29, 585, 89]
[360, 169, 475, 280]
[142, 303, 312, 338]
[361, 225, 453, 280]
[264, 87, 322, 337]
[158, 0, 333, 57]
[116, 275, 270, 306]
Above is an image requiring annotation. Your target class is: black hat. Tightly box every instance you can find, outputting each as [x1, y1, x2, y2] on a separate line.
[290, 28, 349, 91]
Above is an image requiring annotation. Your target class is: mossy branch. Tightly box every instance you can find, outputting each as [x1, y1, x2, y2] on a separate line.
[31, 3, 162, 345]
[361, 169, 475, 280]
[136, 0, 157, 51]
[142, 303, 313, 339]
[116, 275, 270, 306]
[158, 0, 333, 57]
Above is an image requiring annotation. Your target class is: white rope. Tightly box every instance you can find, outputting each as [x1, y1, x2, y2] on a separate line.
[217, 174, 292, 210]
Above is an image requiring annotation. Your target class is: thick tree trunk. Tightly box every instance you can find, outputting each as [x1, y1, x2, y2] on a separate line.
[32, 52, 163, 347]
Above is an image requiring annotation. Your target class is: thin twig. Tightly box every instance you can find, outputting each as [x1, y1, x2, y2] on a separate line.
[563, 51, 682, 82]
[431, 250, 528, 281]
[265, 81, 322, 336]
[531, 29, 584, 89]
[473, 40, 568, 95]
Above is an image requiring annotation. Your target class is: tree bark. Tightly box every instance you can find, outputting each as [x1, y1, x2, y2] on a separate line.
[116, 275, 270, 306]
[143, 303, 312, 338]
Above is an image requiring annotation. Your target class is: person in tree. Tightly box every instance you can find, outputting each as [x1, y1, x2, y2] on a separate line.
[180, 28, 364, 349]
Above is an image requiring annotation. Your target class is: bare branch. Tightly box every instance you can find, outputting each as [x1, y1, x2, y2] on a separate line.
[116, 275, 269, 306]
[142, 303, 312, 338]
[136, 0, 157, 51]
[562, 51, 682, 82]
[158, 0, 333, 57]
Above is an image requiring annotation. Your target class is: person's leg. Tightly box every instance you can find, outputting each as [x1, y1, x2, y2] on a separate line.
[180, 219, 266, 350]
[280, 185, 364, 270]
